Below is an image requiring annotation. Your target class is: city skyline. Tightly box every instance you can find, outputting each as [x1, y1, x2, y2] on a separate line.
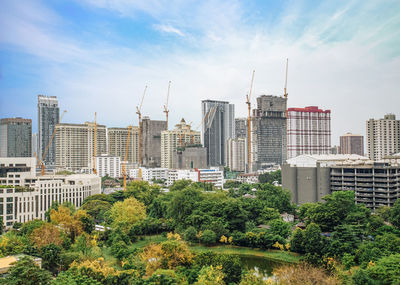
[1, 0, 400, 145]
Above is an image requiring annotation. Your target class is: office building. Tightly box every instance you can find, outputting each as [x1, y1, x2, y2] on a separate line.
[0, 118, 32, 157]
[32, 133, 38, 157]
[0, 157, 100, 228]
[172, 146, 207, 169]
[287, 106, 331, 159]
[167, 169, 199, 186]
[197, 168, 224, 188]
[130, 167, 168, 182]
[331, 146, 340, 154]
[108, 127, 139, 164]
[95, 155, 121, 178]
[235, 118, 247, 139]
[38, 95, 59, 166]
[201, 100, 235, 166]
[55, 122, 107, 171]
[340, 133, 364, 156]
[251, 95, 287, 169]
[367, 114, 400, 160]
[161, 119, 201, 169]
[226, 138, 246, 172]
[141, 117, 167, 168]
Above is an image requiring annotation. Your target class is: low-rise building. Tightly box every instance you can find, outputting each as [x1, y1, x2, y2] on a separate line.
[167, 169, 199, 186]
[237, 173, 259, 184]
[95, 155, 121, 178]
[196, 168, 224, 188]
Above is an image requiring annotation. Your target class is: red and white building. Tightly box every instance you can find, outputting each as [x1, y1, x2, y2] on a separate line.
[287, 106, 331, 160]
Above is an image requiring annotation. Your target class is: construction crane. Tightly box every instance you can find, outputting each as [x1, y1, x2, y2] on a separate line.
[122, 125, 132, 191]
[136, 86, 147, 165]
[246, 70, 255, 173]
[38, 110, 67, 175]
[93, 112, 97, 175]
[163, 81, 171, 130]
[284, 58, 289, 100]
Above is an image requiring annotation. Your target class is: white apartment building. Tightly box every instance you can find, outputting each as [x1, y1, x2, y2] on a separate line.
[226, 138, 246, 172]
[95, 155, 121, 178]
[197, 168, 224, 188]
[55, 122, 107, 171]
[367, 114, 400, 160]
[108, 127, 139, 164]
[0, 157, 101, 228]
[129, 167, 168, 182]
[167, 169, 199, 186]
[161, 119, 201, 169]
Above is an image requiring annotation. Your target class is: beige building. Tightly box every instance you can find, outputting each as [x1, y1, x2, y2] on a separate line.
[55, 122, 107, 171]
[340, 133, 364, 156]
[108, 127, 139, 164]
[367, 114, 400, 160]
[161, 119, 201, 169]
[226, 138, 246, 172]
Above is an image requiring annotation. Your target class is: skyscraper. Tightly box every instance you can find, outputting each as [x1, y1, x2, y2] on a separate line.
[340, 133, 364, 156]
[141, 117, 167, 167]
[235, 118, 247, 139]
[201, 100, 235, 166]
[287, 106, 331, 159]
[367, 114, 400, 160]
[226, 138, 246, 172]
[38, 95, 59, 166]
[108, 127, 139, 165]
[0, 118, 32, 157]
[251, 95, 287, 168]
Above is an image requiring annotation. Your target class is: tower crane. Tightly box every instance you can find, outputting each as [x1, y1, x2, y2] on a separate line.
[122, 125, 132, 191]
[38, 110, 67, 175]
[163, 81, 171, 130]
[284, 58, 289, 100]
[246, 70, 255, 173]
[136, 86, 147, 166]
[93, 112, 97, 175]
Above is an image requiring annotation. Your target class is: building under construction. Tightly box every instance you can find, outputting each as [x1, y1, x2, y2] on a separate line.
[141, 116, 167, 168]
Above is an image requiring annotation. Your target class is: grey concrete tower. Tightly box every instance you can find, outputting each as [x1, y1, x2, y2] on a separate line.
[201, 100, 235, 166]
[0, 118, 32, 157]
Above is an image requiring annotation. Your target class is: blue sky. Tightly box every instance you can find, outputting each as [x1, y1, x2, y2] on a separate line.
[0, 0, 399, 144]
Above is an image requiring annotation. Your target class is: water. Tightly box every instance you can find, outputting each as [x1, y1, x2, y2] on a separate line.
[239, 255, 284, 276]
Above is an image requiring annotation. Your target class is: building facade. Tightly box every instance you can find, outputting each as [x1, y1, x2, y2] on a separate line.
[95, 155, 121, 178]
[38, 95, 59, 166]
[235, 118, 247, 139]
[0, 118, 32, 157]
[201, 100, 235, 166]
[287, 106, 331, 159]
[108, 127, 139, 164]
[55, 122, 107, 171]
[226, 138, 246, 172]
[252, 95, 287, 169]
[141, 117, 167, 168]
[367, 114, 400, 160]
[340, 133, 364, 156]
[161, 119, 201, 169]
[172, 146, 207, 169]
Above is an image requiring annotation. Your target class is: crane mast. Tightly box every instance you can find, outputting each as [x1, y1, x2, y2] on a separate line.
[246, 70, 255, 173]
[136, 86, 147, 166]
[93, 112, 97, 175]
[163, 81, 171, 130]
[284, 58, 289, 100]
[123, 125, 132, 191]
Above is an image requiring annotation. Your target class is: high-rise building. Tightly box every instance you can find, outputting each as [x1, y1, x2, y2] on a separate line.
[235, 118, 247, 139]
[201, 100, 235, 166]
[340, 133, 364, 156]
[0, 118, 32, 157]
[287, 106, 331, 159]
[38, 95, 59, 166]
[161, 118, 201, 169]
[108, 127, 139, 164]
[367, 114, 400, 160]
[95, 154, 121, 178]
[32, 133, 38, 157]
[141, 117, 167, 167]
[251, 95, 287, 168]
[226, 138, 246, 172]
[55, 122, 107, 171]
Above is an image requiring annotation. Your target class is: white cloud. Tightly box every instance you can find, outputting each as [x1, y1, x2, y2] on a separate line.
[153, 24, 185, 36]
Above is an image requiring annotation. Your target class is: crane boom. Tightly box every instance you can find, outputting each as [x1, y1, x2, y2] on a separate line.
[163, 81, 171, 129]
[136, 86, 147, 166]
[246, 70, 255, 173]
[284, 58, 289, 99]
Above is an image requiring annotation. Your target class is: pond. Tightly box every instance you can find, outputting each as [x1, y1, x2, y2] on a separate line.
[239, 254, 285, 276]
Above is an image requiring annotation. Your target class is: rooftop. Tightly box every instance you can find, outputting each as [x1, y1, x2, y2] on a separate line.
[286, 154, 370, 167]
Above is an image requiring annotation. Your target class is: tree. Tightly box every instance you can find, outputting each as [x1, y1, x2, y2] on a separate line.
[40, 243, 62, 275]
[0, 256, 52, 285]
[50, 206, 83, 241]
[195, 265, 225, 285]
[390, 199, 400, 228]
[81, 200, 112, 222]
[258, 170, 281, 184]
[169, 179, 193, 192]
[201, 230, 217, 245]
[109, 197, 146, 233]
[256, 183, 294, 213]
[167, 187, 203, 227]
[30, 223, 63, 249]
[19, 219, 45, 236]
[290, 228, 305, 253]
[184, 226, 198, 243]
[273, 263, 340, 285]
[125, 181, 161, 206]
[268, 219, 291, 239]
[52, 270, 101, 285]
[362, 254, 400, 284]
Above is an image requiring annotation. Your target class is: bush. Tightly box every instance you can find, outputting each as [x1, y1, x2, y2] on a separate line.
[201, 230, 216, 245]
[184, 227, 197, 243]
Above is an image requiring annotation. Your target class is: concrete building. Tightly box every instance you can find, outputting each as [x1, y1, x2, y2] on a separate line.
[197, 168, 224, 188]
[0, 157, 100, 228]
[55, 122, 107, 171]
[202, 100, 235, 166]
[367, 114, 400, 160]
[235, 118, 247, 139]
[287, 106, 331, 159]
[161, 119, 201, 169]
[141, 117, 167, 168]
[38, 95, 59, 166]
[331, 146, 341, 154]
[226, 138, 246, 172]
[130, 167, 168, 182]
[172, 146, 207, 169]
[32, 133, 38, 158]
[282, 154, 400, 211]
[340, 133, 364, 156]
[108, 127, 139, 164]
[0, 118, 32, 157]
[252, 95, 287, 169]
[167, 169, 199, 186]
[95, 155, 121, 178]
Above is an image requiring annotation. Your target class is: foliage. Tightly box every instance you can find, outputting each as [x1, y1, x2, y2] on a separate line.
[201, 229, 217, 245]
[268, 219, 291, 239]
[389, 199, 400, 228]
[223, 180, 242, 189]
[184, 226, 198, 243]
[195, 265, 225, 285]
[52, 270, 101, 285]
[258, 170, 281, 184]
[81, 200, 112, 222]
[169, 179, 193, 192]
[40, 243, 62, 275]
[109, 197, 146, 233]
[50, 206, 83, 241]
[273, 263, 340, 285]
[125, 181, 161, 206]
[0, 256, 52, 285]
[0, 231, 26, 256]
[30, 223, 64, 249]
[354, 254, 400, 284]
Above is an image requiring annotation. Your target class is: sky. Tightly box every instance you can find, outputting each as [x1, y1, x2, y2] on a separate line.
[0, 0, 399, 145]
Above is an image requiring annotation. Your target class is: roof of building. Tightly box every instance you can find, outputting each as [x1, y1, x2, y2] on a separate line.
[286, 154, 370, 167]
[341, 132, 363, 137]
[288, 106, 330, 113]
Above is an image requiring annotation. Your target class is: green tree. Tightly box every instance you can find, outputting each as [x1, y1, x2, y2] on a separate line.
[256, 183, 294, 213]
[184, 226, 198, 243]
[81, 200, 112, 222]
[0, 256, 52, 285]
[167, 187, 203, 227]
[41, 243, 62, 275]
[290, 228, 305, 253]
[201, 230, 217, 245]
[109, 197, 146, 233]
[364, 254, 400, 284]
[52, 270, 101, 285]
[170, 179, 193, 192]
[268, 219, 291, 239]
[389, 199, 400, 228]
[258, 170, 281, 184]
